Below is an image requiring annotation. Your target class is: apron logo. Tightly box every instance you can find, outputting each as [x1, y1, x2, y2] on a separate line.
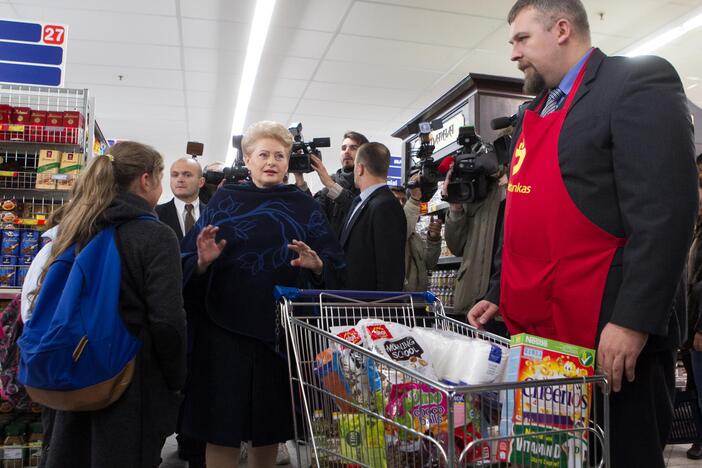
[512, 140, 526, 176]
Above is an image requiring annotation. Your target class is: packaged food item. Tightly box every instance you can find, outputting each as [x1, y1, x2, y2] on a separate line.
[0, 266, 15, 287]
[1, 229, 19, 256]
[2, 423, 26, 467]
[0, 199, 17, 212]
[0, 211, 17, 224]
[36, 150, 61, 189]
[20, 229, 39, 257]
[357, 320, 437, 381]
[500, 333, 595, 467]
[19, 256, 33, 266]
[385, 382, 448, 440]
[11, 106, 31, 125]
[16, 266, 29, 287]
[314, 349, 355, 413]
[57, 152, 83, 191]
[1, 256, 17, 266]
[338, 413, 386, 468]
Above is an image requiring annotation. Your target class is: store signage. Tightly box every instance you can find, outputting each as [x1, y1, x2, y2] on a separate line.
[0, 19, 68, 87]
[431, 112, 465, 152]
[387, 155, 403, 187]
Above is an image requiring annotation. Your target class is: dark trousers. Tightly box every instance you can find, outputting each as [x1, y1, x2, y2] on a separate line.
[594, 347, 676, 468]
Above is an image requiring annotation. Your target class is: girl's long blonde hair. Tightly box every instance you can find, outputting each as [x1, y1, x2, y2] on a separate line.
[32, 141, 164, 303]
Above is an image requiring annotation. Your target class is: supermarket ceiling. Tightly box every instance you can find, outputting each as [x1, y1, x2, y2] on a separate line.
[1, 0, 702, 192]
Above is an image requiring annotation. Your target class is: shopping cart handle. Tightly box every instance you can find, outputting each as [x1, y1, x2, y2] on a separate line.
[273, 286, 437, 303]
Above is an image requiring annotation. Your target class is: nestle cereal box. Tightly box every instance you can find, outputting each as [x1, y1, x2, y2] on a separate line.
[500, 333, 595, 468]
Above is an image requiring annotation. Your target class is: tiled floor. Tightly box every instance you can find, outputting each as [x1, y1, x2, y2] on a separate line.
[160, 437, 701, 467]
[665, 444, 702, 467]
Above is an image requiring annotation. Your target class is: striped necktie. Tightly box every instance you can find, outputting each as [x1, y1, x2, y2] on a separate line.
[540, 87, 565, 116]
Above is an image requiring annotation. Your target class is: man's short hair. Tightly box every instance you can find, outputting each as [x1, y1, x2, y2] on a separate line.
[508, 0, 590, 40]
[343, 131, 369, 146]
[356, 142, 390, 178]
[171, 157, 203, 177]
[204, 160, 226, 173]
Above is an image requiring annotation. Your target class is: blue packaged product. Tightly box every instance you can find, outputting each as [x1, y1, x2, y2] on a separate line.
[16, 266, 29, 287]
[20, 230, 39, 257]
[19, 255, 34, 266]
[1, 229, 19, 256]
[0, 266, 15, 287]
[1, 255, 17, 266]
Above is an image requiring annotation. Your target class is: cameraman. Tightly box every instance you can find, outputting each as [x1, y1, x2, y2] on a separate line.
[390, 178, 443, 292]
[199, 160, 225, 204]
[443, 163, 507, 330]
[294, 131, 368, 236]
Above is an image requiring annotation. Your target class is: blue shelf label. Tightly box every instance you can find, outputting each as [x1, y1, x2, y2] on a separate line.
[0, 18, 68, 87]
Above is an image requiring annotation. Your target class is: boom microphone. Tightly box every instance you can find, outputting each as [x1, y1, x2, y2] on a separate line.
[490, 114, 517, 130]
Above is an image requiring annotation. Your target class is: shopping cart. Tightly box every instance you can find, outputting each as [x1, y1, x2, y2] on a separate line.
[277, 288, 610, 468]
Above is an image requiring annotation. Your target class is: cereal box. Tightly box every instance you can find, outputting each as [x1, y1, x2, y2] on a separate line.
[500, 333, 596, 468]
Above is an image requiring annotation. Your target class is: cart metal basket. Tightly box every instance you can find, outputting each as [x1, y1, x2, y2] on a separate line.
[277, 288, 610, 468]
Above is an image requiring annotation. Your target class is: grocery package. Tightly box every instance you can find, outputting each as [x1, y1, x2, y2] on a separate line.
[357, 320, 437, 381]
[413, 327, 508, 385]
[338, 413, 386, 468]
[20, 229, 39, 257]
[500, 333, 596, 467]
[314, 349, 355, 413]
[1, 229, 19, 256]
[57, 152, 83, 191]
[35, 150, 61, 189]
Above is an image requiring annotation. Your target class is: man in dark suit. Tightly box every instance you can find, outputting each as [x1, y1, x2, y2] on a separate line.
[468, 1, 698, 466]
[340, 142, 406, 291]
[156, 157, 206, 242]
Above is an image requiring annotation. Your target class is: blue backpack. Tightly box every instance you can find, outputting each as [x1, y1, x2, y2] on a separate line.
[17, 217, 154, 411]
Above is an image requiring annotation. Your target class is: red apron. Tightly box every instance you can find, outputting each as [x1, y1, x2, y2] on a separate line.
[500, 56, 626, 349]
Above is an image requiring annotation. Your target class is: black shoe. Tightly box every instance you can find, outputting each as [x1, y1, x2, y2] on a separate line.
[687, 443, 702, 460]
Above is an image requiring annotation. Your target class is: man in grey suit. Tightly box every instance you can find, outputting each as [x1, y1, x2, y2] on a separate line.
[468, 1, 698, 466]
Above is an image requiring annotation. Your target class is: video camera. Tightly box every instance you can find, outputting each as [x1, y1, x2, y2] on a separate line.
[203, 135, 250, 186]
[443, 126, 511, 204]
[406, 119, 443, 202]
[288, 122, 331, 174]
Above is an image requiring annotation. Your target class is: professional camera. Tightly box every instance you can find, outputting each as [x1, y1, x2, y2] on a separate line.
[204, 135, 250, 185]
[443, 126, 511, 204]
[287, 122, 331, 174]
[406, 119, 443, 202]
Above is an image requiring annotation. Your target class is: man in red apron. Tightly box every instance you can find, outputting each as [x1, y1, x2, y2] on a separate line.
[467, 1, 698, 466]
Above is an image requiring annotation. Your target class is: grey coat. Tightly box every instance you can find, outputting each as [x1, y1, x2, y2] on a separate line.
[40, 192, 186, 468]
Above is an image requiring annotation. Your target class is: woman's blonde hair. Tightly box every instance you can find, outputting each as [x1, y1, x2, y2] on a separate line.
[241, 121, 294, 157]
[32, 141, 164, 303]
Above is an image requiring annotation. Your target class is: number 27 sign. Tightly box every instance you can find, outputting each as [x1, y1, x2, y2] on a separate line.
[42, 25, 66, 45]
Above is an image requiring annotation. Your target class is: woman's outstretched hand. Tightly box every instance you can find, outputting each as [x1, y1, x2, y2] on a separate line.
[288, 239, 323, 275]
[196, 225, 227, 274]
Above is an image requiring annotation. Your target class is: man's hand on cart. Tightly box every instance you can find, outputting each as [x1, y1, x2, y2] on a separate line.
[597, 323, 648, 392]
[467, 300, 499, 328]
[694, 332, 702, 352]
[288, 239, 323, 275]
[196, 225, 227, 274]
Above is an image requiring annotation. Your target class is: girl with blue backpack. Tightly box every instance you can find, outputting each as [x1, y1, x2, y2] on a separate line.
[20, 141, 187, 468]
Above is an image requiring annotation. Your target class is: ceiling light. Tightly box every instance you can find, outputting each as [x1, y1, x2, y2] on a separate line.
[623, 7, 702, 57]
[225, 0, 276, 165]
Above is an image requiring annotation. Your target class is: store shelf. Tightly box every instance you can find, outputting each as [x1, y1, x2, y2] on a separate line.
[0, 287, 20, 300]
[437, 255, 461, 265]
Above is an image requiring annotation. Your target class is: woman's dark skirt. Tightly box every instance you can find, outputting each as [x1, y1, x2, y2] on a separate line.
[182, 317, 295, 448]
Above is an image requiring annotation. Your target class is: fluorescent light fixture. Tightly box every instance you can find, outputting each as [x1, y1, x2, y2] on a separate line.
[623, 7, 702, 57]
[225, 0, 276, 165]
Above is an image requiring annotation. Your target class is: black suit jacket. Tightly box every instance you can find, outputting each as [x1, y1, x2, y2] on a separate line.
[341, 185, 406, 291]
[486, 48, 698, 348]
[155, 199, 207, 242]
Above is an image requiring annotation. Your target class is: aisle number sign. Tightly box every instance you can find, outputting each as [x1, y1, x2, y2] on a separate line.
[0, 18, 68, 87]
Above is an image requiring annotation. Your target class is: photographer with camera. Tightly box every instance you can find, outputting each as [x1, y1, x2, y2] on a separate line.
[294, 131, 368, 237]
[442, 160, 507, 329]
[390, 177, 443, 292]
[200, 160, 226, 204]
